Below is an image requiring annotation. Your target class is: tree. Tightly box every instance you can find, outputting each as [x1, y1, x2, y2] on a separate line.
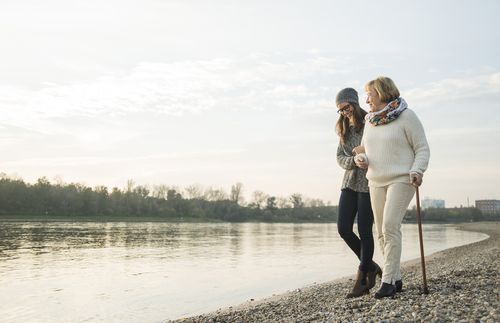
[53, 175, 65, 186]
[95, 185, 110, 215]
[184, 184, 205, 199]
[230, 182, 244, 205]
[36, 176, 51, 187]
[152, 184, 169, 199]
[306, 198, 325, 207]
[205, 187, 227, 201]
[290, 193, 304, 209]
[167, 189, 183, 201]
[134, 185, 150, 198]
[266, 196, 277, 210]
[126, 179, 135, 193]
[277, 197, 291, 209]
[248, 190, 268, 209]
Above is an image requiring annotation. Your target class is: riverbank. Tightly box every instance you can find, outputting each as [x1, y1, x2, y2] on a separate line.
[174, 222, 499, 322]
[0, 215, 225, 223]
[0, 215, 492, 225]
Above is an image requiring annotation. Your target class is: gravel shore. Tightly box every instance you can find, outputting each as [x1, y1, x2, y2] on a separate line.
[172, 222, 499, 322]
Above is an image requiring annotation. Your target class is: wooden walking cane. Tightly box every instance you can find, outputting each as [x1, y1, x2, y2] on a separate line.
[415, 186, 429, 294]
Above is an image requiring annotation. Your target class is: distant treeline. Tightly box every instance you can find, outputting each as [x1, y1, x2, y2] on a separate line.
[0, 175, 496, 223]
[404, 206, 499, 223]
[0, 176, 337, 222]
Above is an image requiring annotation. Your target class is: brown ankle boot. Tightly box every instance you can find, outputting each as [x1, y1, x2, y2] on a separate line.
[367, 262, 383, 290]
[346, 270, 369, 298]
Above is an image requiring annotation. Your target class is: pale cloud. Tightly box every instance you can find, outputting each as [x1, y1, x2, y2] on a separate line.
[405, 72, 500, 107]
[0, 148, 247, 168]
[429, 127, 500, 138]
[0, 54, 347, 132]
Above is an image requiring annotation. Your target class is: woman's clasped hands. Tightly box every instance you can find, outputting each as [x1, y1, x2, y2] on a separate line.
[352, 146, 368, 169]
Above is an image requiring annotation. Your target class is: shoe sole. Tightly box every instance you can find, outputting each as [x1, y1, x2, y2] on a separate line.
[374, 291, 396, 299]
[346, 289, 370, 298]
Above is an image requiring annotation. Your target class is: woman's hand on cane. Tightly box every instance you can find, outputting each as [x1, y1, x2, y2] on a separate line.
[410, 172, 423, 187]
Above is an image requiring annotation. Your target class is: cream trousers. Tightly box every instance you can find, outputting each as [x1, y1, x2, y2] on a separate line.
[369, 182, 415, 284]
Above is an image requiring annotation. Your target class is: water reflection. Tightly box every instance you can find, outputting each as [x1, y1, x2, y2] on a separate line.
[0, 221, 488, 322]
[0, 222, 248, 260]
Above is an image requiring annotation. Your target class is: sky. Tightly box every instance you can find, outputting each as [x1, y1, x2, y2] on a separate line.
[0, 0, 499, 207]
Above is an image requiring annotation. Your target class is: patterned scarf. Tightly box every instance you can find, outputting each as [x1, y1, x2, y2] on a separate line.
[365, 97, 408, 126]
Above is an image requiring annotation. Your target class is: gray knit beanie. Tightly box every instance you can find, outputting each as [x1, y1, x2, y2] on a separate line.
[336, 88, 359, 106]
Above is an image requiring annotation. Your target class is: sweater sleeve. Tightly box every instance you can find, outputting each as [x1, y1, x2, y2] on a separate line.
[404, 110, 430, 175]
[337, 141, 355, 170]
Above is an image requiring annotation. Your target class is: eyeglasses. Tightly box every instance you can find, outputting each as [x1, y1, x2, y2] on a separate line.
[337, 104, 351, 114]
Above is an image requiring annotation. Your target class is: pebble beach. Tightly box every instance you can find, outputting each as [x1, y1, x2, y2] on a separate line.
[172, 222, 500, 322]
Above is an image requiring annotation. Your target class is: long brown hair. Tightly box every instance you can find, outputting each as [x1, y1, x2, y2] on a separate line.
[336, 102, 367, 145]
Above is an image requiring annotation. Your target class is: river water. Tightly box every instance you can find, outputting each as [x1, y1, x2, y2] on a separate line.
[0, 221, 488, 322]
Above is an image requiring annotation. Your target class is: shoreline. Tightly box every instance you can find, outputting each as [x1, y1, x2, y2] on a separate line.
[173, 222, 499, 322]
[0, 215, 484, 225]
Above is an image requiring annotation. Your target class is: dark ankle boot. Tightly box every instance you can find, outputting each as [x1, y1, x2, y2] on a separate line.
[346, 270, 369, 298]
[367, 262, 383, 290]
[395, 279, 403, 292]
[374, 282, 396, 299]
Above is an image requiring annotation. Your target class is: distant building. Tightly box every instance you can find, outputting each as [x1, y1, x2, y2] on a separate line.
[421, 197, 445, 210]
[475, 200, 500, 215]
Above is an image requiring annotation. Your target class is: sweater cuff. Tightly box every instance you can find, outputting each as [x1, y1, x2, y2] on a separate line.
[409, 169, 423, 175]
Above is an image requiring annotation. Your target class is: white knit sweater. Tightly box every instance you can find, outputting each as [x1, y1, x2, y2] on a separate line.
[362, 109, 430, 187]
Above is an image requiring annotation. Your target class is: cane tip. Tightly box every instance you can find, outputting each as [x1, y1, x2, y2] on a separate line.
[419, 286, 430, 295]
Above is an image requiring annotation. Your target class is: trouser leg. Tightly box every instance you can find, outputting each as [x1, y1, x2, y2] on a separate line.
[381, 182, 415, 284]
[337, 189, 361, 259]
[369, 186, 387, 257]
[357, 192, 375, 272]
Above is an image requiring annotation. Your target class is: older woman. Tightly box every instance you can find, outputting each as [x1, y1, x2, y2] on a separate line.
[335, 88, 381, 298]
[354, 77, 430, 298]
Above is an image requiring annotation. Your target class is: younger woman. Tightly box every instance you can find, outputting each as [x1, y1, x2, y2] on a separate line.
[335, 87, 381, 298]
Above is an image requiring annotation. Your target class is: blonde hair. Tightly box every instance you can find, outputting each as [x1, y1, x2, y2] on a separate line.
[365, 76, 400, 103]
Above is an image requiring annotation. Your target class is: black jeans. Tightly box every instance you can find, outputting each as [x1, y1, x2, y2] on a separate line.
[337, 188, 375, 272]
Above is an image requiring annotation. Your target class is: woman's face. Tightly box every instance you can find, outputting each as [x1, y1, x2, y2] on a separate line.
[337, 103, 354, 120]
[365, 86, 385, 112]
